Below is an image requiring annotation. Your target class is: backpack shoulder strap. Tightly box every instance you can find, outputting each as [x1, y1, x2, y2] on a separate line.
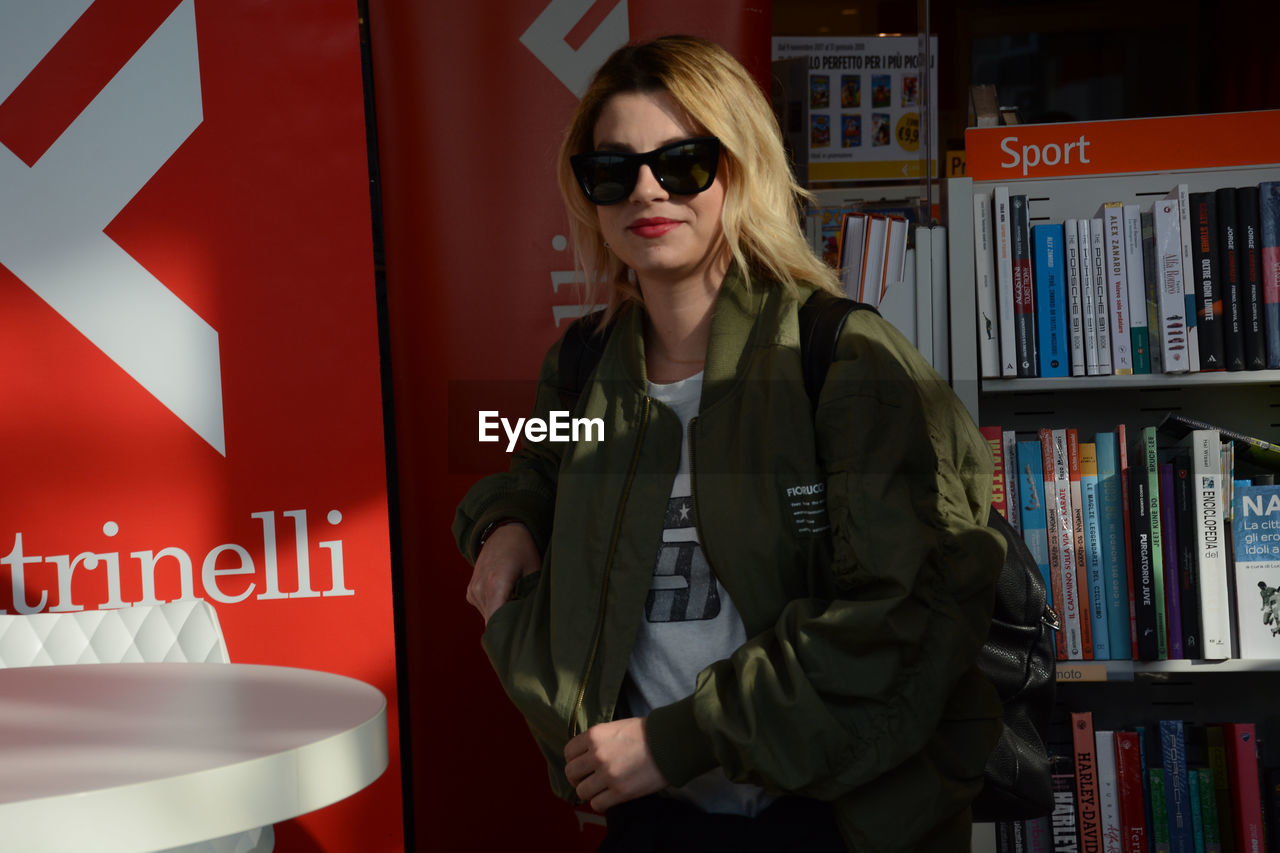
[557, 309, 613, 412]
[797, 288, 878, 412]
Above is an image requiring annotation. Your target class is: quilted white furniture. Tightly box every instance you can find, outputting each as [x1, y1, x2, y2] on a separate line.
[0, 600, 275, 853]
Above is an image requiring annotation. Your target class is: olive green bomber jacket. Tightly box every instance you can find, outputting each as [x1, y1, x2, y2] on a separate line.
[453, 267, 1007, 851]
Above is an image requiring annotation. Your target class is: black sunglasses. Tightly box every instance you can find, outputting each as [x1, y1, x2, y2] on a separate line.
[570, 137, 721, 206]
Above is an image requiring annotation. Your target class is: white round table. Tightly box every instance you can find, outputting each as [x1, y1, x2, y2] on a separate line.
[0, 662, 388, 852]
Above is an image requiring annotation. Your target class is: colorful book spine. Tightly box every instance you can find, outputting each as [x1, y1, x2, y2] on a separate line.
[1183, 430, 1231, 659]
[1102, 202, 1134, 374]
[1142, 209, 1162, 372]
[1128, 443, 1160, 661]
[1187, 769, 1204, 853]
[1230, 482, 1280, 658]
[1054, 753, 1083, 853]
[1159, 463, 1183, 659]
[1074, 712, 1104, 853]
[1169, 184, 1201, 372]
[1124, 204, 1151, 373]
[1035, 223, 1070, 377]
[1081, 441, 1110, 659]
[1140, 426, 1168, 659]
[982, 426, 1008, 519]
[1189, 191, 1226, 370]
[1197, 766, 1221, 853]
[1115, 731, 1149, 853]
[1153, 197, 1191, 373]
[1223, 722, 1265, 853]
[1019, 439, 1054, 611]
[1065, 219, 1088, 376]
[1068, 429, 1094, 658]
[998, 820, 1029, 853]
[1005, 429, 1022, 535]
[1236, 186, 1265, 370]
[1053, 428, 1087, 659]
[1118, 423, 1139, 654]
[1260, 181, 1280, 369]
[1027, 815, 1054, 853]
[1150, 768, 1171, 853]
[1012, 193, 1039, 376]
[1161, 720, 1194, 853]
[1215, 187, 1246, 371]
[1205, 727, 1236, 853]
[1171, 453, 1202, 659]
[1095, 431, 1132, 659]
[1096, 729, 1122, 853]
[1041, 429, 1069, 659]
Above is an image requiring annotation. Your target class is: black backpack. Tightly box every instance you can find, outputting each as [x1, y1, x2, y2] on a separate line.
[557, 290, 1057, 821]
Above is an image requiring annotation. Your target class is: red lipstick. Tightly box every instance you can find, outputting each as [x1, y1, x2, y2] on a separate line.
[628, 217, 680, 238]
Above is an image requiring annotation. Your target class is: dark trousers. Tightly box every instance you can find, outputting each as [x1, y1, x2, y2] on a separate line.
[597, 794, 848, 852]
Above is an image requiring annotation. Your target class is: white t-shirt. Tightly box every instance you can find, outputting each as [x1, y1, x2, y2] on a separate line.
[624, 371, 774, 816]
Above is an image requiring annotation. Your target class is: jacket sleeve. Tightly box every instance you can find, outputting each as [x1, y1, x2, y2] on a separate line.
[644, 309, 1006, 801]
[452, 339, 569, 564]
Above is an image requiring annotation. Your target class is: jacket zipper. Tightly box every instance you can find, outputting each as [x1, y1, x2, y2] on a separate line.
[569, 394, 651, 739]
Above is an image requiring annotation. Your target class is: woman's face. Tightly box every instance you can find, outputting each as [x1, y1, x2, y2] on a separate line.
[590, 91, 727, 289]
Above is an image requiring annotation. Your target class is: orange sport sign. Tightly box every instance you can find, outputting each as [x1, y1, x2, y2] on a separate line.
[0, 1, 401, 849]
[965, 110, 1280, 181]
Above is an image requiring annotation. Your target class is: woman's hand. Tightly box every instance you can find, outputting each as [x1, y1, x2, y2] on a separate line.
[466, 522, 539, 623]
[564, 717, 668, 812]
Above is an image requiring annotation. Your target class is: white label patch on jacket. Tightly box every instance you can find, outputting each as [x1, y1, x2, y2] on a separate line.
[783, 481, 829, 534]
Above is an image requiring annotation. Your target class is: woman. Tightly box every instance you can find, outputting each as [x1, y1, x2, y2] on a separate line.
[454, 35, 1005, 852]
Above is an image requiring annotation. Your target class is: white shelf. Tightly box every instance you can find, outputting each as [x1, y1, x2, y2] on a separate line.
[1057, 658, 1280, 683]
[981, 369, 1280, 394]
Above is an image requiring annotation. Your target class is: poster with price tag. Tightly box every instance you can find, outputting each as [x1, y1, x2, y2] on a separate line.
[772, 35, 938, 181]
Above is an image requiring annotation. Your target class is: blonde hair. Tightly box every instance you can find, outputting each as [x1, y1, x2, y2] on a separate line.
[556, 35, 841, 325]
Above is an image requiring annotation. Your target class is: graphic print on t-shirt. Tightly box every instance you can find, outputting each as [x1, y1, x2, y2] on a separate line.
[646, 495, 720, 623]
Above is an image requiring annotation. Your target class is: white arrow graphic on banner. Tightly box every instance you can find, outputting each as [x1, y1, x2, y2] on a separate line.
[520, 0, 629, 97]
[0, 0, 224, 455]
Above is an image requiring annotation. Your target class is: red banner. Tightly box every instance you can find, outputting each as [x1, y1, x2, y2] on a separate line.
[0, 1, 401, 849]
[367, 1, 768, 849]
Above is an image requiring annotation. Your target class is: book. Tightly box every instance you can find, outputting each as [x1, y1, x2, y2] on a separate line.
[1066, 219, 1088, 377]
[1096, 729, 1122, 853]
[1095, 431, 1132, 659]
[1235, 185, 1265, 370]
[994, 186, 1019, 377]
[859, 213, 890, 304]
[1041, 429, 1070, 658]
[1115, 731, 1149, 853]
[1152, 197, 1191, 373]
[1012, 193, 1039, 376]
[1174, 428, 1231, 660]
[1101, 202, 1133, 374]
[1159, 463, 1184, 659]
[1188, 192, 1226, 370]
[1231, 481, 1280, 658]
[1214, 187, 1246, 371]
[1168, 184, 1202, 372]
[983, 426, 1009, 518]
[1139, 426, 1168, 659]
[1070, 430, 1096, 658]
[1027, 815, 1054, 853]
[1263, 768, 1280, 853]
[973, 192, 1003, 378]
[1260, 181, 1280, 369]
[1124, 204, 1151, 373]
[1160, 720, 1194, 853]
[1054, 752, 1084, 852]
[1019, 439, 1055, 612]
[1150, 768, 1171, 853]
[1074, 712, 1104, 853]
[1141, 209, 1163, 373]
[1090, 217, 1114, 375]
[1196, 766, 1222, 853]
[1222, 722, 1265, 853]
[998, 820, 1029, 853]
[1186, 768, 1202, 853]
[1128, 439, 1160, 661]
[1005, 429, 1022, 535]
[1077, 218, 1102, 375]
[1035, 223, 1071, 377]
[1081, 441, 1111, 659]
[1049, 428, 1087, 659]
[1158, 411, 1280, 475]
[915, 224, 934, 365]
[879, 214, 910, 302]
[930, 225, 949, 377]
[1170, 453, 1203, 659]
[837, 211, 869, 298]
[1205, 727, 1236, 853]
[1118, 423, 1140, 655]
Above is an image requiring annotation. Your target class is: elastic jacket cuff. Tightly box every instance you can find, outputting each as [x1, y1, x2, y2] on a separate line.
[646, 695, 718, 787]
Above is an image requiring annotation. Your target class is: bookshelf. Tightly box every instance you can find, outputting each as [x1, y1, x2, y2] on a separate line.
[944, 114, 1280, 849]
